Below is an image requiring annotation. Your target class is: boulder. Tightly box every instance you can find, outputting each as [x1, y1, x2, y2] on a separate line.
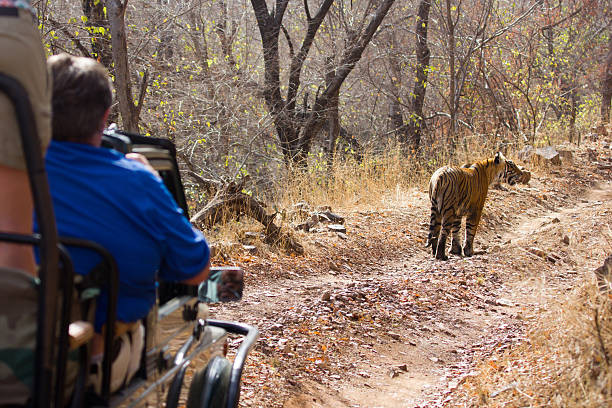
[534, 146, 562, 165]
[518, 145, 562, 166]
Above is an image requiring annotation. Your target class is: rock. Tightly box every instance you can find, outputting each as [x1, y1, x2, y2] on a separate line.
[242, 245, 257, 254]
[321, 291, 332, 301]
[552, 217, 560, 223]
[243, 231, 264, 242]
[592, 123, 609, 137]
[557, 149, 573, 165]
[534, 146, 562, 165]
[527, 247, 547, 259]
[595, 255, 612, 293]
[329, 261, 341, 271]
[328, 224, 347, 233]
[519, 145, 562, 166]
[321, 211, 345, 224]
[296, 214, 322, 232]
[562, 235, 570, 245]
[388, 332, 401, 341]
[293, 201, 310, 210]
[496, 298, 514, 307]
[336, 232, 348, 240]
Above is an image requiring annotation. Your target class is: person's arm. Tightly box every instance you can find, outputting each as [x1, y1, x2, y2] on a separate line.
[0, 165, 36, 275]
[142, 171, 212, 285]
[181, 260, 210, 285]
[125, 153, 160, 178]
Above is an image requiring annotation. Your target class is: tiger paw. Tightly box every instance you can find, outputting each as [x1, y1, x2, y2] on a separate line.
[463, 246, 474, 257]
[450, 244, 462, 256]
[436, 252, 449, 261]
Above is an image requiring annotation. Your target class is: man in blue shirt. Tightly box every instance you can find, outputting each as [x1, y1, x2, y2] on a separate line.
[44, 53, 211, 393]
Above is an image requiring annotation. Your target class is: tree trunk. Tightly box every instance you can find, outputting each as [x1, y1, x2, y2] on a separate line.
[602, 33, 612, 124]
[188, 8, 214, 99]
[445, 0, 457, 151]
[107, 0, 140, 132]
[294, 0, 397, 163]
[81, 0, 113, 69]
[407, 0, 431, 150]
[386, 36, 408, 144]
[325, 57, 340, 164]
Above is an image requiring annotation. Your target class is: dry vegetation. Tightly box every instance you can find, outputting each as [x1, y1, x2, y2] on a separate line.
[198, 123, 612, 407]
[457, 285, 612, 407]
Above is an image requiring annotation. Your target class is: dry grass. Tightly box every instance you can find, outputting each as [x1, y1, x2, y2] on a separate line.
[274, 136, 530, 213]
[276, 145, 427, 211]
[459, 281, 612, 408]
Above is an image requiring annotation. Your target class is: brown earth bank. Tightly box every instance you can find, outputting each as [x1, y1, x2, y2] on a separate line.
[190, 136, 612, 408]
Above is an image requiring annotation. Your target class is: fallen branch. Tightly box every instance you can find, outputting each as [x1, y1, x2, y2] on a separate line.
[188, 176, 303, 254]
[188, 171, 222, 196]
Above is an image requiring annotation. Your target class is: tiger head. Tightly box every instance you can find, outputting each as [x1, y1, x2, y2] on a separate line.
[497, 158, 531, 185]
[502, 159, 521, 185]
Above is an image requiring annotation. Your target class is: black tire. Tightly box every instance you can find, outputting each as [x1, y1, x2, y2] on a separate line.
[186, 356, 232, 408]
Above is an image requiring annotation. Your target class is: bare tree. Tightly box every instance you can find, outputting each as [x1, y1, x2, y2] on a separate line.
[251, 0, 396, 166]
[437, 0, 494, 153]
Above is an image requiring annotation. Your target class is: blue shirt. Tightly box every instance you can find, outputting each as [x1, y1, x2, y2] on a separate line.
[39, 141, 210, 330]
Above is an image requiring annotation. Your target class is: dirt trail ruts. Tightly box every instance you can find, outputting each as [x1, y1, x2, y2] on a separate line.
[202, 163, 611, 407]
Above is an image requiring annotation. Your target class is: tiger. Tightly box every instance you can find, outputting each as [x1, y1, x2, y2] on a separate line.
[427, 152, 525, 260]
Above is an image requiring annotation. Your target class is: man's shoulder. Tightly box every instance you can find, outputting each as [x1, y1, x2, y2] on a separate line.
[47, 142, 164, 191]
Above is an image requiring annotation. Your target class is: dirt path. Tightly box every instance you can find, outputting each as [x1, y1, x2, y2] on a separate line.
[203, 144, 612, 408]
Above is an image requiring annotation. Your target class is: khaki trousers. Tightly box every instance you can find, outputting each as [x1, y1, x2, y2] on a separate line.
[0, 8, 51, 170]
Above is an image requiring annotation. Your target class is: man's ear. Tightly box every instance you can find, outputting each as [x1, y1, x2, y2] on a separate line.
[91, 107, 112, 147]
[99, 107, 111, 132]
